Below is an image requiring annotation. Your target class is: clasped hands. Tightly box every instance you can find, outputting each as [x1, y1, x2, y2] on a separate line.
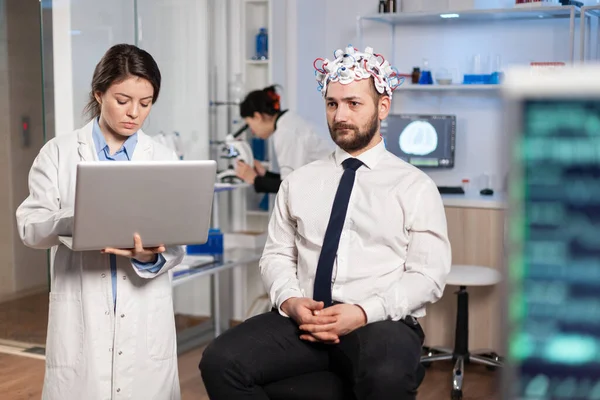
[281, 297, 367, 344]
[101, 233, 165, 264]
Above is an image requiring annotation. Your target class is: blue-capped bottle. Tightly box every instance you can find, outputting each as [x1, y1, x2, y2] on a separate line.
[255, 27, 268, 60]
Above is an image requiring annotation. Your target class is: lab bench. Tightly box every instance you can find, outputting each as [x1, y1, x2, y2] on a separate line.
[171, 248, 262, 354]
[441, 192, 506, 209]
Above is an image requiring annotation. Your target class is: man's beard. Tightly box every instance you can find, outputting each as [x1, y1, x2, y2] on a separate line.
[328, 110, 379, 153]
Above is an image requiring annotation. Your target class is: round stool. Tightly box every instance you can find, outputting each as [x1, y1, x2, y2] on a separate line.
[447, 264, 502, 287]
[421, 264, 503, 400]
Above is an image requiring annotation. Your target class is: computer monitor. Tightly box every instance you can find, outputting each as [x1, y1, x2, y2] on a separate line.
[381, 114, 456, 168]
[502, 66, 600, 400]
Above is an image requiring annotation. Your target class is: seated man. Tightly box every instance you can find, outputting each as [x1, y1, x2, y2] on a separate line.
[199, 45, 451, 400]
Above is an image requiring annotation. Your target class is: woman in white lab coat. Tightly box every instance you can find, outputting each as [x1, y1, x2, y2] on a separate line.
[235, 85, 334, 193]
[16, 44, 184, 400]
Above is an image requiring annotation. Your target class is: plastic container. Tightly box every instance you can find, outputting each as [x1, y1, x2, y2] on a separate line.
[461, 178, 471, 194]
[255, 28, 268, 60]
[186, 228, 224, 256]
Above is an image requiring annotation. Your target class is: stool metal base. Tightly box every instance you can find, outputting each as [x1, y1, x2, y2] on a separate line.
[421, 349, 502, 399]
[420, 286, 503, 399]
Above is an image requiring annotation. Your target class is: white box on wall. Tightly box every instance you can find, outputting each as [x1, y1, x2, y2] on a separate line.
[402, 0, 449, 12]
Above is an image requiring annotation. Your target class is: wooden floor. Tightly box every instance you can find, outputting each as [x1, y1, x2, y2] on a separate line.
[0, 291, 498, 399]
[0, 291, 48, 345]
[1, 345, 498, 400]
[0, 291, 207, 345]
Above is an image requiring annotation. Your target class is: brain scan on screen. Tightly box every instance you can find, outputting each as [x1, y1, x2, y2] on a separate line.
[399, 120, 438, 156]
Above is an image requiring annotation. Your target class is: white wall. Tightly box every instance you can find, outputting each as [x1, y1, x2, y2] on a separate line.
[290, 0, 587, 189]
[0, 0, 49, 297]
[0, 0, 14, 297]
[51, 0, 135, 136]
[53, 0, 211, 162]
[136, 0, 212, 316]
[136, 0, 210, 160]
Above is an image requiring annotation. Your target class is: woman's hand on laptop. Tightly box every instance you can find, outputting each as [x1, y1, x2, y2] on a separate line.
[101, 233, 166, 263]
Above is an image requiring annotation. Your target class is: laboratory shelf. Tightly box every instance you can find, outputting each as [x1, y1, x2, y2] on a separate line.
[358, 5, 580, 26]
[397, 84, 500, 93]
[579, 5, 600, 62]
[357, 5, 580, 68]
[246, 210, 269, 216]
[246, 59, 269, 65]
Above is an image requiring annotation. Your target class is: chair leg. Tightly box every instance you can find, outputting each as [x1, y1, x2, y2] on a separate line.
[470, 355, 503, 368]
[470, 348, 496, 356]
[451, 356, 464, 400]
[421, 353, 453, 363]
[454, 286, 469, 360]
[424, 346, 452, 355]
[421, 285, 502, 400]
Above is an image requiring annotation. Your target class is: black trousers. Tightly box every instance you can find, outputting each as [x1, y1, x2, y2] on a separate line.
[199, 309, 425, 400]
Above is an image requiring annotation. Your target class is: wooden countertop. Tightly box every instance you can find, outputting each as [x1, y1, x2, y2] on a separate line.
[442, 192, 506, 209]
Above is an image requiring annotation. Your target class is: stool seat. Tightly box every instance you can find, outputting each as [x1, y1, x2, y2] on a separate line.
[446, 265, 502, 287]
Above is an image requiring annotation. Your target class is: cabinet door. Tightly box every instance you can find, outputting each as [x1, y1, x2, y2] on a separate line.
[419, 207, 505, 351]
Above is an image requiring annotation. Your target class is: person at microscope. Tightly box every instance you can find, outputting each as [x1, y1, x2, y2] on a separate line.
[234, 85, 334, 193]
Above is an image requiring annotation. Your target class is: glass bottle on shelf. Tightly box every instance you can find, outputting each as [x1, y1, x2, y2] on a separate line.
[228, 73, 245, 133]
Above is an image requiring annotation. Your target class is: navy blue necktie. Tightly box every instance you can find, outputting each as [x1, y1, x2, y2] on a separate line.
[313, 157, 363, 306]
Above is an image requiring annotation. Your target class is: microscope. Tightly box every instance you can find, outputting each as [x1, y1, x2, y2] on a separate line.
[215, 124, 255, 183]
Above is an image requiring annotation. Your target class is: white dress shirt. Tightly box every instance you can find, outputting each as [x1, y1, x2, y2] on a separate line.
[260, 138, 452, 324]
[271, 111, 335, 180]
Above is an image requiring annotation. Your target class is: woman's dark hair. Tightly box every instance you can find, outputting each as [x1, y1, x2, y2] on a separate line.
[240, 85, 282, 118]
[84, 43, 161, 119]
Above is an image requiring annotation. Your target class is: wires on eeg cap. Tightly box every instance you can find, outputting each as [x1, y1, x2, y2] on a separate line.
[313, 45, 404, 98]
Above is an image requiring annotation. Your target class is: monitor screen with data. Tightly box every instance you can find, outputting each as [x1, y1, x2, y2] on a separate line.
[381, 114, 455, 168]
[506, 97, 600, 400]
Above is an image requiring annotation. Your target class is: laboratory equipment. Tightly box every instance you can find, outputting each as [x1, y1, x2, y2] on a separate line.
[411, 67, 421, 84]
[215, 124, 255, 183]
[153, 131, 185, 159]
[255, 28, 268, 60]
[381, 114, 456, 168]
[437, 186, 465, 194]
[477, 172, 495, 195]
[418, 59, 434, 85]
[502, 65, 600, 400]
[464, 54, 493, 85]
[313, 45, 403, 98]
[490, 55, 504, 84]
[435, 68, 454, 85]
[187, 228, 224, 258]
[387, 0, 398, 12]
[229, 73, 246, 134]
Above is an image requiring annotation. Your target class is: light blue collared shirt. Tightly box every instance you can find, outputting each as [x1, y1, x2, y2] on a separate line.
[92, 118, 166, 306]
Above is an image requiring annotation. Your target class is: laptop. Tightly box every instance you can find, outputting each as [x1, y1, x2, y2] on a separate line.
[59, 160, 217, 251]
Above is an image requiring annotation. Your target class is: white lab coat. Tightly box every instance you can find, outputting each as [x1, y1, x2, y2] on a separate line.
[16, 120, 185, 400]
[271, 111, 334, 180]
